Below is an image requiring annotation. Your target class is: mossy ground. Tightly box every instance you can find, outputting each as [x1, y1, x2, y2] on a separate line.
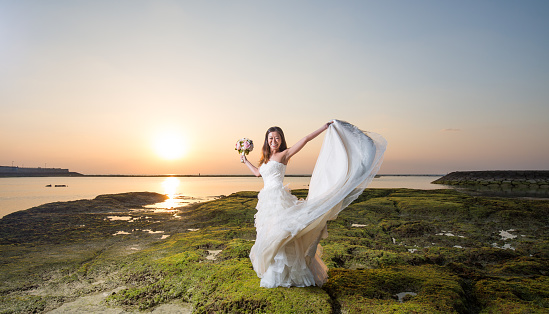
[0, 189, 548, 313]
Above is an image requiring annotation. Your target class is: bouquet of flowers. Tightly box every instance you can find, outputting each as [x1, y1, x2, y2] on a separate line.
[236, 138, 254, 162]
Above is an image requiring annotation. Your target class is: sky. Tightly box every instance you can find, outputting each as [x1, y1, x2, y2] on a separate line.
[1, 1, 548, 175]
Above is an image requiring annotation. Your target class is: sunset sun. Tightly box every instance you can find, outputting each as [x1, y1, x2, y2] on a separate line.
[154, 133, 186, 160]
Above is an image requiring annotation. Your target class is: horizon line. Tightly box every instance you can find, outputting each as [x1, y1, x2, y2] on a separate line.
[76, 173, 446, 177]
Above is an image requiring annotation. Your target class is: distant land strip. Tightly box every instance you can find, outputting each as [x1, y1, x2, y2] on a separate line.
[0, 166, 83, 177]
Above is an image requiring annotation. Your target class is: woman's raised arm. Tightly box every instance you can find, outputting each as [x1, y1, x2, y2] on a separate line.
[284, 121, 333, 162]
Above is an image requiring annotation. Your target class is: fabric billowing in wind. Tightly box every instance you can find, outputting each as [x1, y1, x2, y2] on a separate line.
[250, 120, 387, 287]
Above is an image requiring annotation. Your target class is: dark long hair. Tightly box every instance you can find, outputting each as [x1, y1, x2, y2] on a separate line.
[259, 126, 288, 165]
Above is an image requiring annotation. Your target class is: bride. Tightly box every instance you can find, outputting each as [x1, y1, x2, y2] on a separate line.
[241, 120, 386, 288]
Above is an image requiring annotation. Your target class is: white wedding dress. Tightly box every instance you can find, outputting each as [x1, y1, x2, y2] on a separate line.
[249, 120, 387, 288]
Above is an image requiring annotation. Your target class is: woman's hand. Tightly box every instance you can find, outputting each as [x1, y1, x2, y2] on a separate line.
[241, 154, 261, 177]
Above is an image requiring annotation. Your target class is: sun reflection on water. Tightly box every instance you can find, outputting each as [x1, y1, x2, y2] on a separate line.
[161, 177, 180, 209]
[142, 177, 218, 211]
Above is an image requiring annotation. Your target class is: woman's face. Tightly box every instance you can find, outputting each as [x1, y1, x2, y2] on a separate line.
[268, 131, 282, 152]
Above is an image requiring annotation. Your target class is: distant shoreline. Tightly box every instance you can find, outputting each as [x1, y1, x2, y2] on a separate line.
[0, 174, 445, 178]
[0, 165, 444, 178]
[82, 174, 444, 178]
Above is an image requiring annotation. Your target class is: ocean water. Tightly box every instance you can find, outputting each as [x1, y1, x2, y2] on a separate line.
[0, 175, 443, 218]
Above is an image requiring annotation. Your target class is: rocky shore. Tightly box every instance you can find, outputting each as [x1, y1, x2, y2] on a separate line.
[433, 171, 549, 197]
[1, 190, 548, 313]
[433, 170, 549, 187]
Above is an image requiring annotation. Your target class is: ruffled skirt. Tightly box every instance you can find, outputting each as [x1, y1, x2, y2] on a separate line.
[250, 185, 328, 288]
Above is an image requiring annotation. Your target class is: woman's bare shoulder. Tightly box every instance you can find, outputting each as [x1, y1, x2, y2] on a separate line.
[270, 151, 289, 165]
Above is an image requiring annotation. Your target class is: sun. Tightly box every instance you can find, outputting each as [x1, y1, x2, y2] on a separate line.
[154, 132, 186, 160]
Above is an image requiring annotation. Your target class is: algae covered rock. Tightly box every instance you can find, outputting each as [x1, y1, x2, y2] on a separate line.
[324, 265, 467, 313]
[1, 189, 548, 313]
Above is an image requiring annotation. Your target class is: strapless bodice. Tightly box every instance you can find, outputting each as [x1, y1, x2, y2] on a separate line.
[259, 161, 286, 190]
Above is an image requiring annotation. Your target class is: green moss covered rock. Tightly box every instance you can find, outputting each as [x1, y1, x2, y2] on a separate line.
[1, 189, 548, 313]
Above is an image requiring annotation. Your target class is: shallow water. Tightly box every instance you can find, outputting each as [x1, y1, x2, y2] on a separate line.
[0, 175, 446, 218]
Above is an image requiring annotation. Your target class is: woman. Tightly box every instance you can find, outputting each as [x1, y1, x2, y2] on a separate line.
[241, 120, 386, 288]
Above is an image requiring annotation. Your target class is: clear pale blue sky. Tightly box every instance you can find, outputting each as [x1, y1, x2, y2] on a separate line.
[1, 1, 548, 175]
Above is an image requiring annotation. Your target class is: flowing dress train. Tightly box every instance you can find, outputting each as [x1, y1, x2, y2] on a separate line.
[249, 120, 387, 288]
